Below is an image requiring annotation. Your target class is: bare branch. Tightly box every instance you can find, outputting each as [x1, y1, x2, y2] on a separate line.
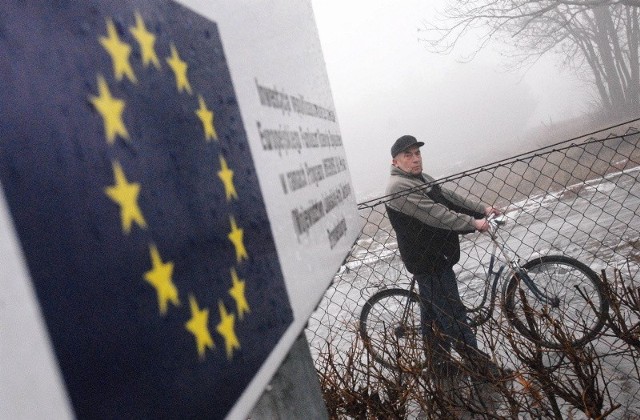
[419, 0, 640, 113]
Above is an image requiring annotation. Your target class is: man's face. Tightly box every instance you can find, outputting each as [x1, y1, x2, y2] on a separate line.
[393, 145, 423, 175]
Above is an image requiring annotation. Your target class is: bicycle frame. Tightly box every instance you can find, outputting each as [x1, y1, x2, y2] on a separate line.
[404, 215, 560, 328]
[487, 217, 561, 309]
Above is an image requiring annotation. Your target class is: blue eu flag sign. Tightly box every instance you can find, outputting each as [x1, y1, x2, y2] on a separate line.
[0, 1, 294, 418]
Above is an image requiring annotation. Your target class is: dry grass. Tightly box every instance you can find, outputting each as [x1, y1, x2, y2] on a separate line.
[315, 265, 640, 419]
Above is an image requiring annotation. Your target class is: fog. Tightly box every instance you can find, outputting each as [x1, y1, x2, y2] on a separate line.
[311, 0, 595, 201]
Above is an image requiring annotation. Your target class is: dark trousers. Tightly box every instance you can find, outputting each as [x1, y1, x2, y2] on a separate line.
[415, 267, 478, 361]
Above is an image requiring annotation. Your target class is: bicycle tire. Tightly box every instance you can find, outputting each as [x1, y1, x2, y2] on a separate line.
[504, 255, 608, 349]
[359, 288, 428, 370]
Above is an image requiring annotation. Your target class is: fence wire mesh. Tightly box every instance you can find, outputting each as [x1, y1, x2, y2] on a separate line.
[306, 119, 640, 419]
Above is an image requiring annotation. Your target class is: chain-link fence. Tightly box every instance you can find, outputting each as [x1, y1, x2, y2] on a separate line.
[306, 119, 640, 418]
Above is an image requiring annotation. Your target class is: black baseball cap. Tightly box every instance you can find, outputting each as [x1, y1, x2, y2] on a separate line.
[391, 135, 424, 157]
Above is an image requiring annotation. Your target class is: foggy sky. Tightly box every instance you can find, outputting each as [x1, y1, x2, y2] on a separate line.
[311, 0, 593, 201]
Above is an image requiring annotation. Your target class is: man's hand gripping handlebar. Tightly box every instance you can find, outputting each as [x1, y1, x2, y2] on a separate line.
[474, 207, 504, 233]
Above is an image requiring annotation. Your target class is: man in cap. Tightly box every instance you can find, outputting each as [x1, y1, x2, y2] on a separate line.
[385, 134, 505, 379]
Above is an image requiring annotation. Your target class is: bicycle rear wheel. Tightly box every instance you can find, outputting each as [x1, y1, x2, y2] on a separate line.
[359, 288, 427, 370]
[504, 255, 608, 349]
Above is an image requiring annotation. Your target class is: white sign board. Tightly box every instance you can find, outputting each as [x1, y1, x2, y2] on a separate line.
[0, 1, 360, 419]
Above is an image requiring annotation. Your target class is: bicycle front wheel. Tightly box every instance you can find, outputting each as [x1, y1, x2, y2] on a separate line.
[359, 288, 427, 370]
[504, 255, 608, 349]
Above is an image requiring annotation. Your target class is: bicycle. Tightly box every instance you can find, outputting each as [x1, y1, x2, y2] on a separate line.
[359, 214, 609, 369]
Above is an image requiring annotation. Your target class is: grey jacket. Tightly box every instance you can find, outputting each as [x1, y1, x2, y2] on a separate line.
[385, 165, 486, 273]
[386, 166, 486, 230]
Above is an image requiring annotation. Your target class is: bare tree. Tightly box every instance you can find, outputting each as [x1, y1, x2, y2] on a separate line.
[421, 0, 640, 115]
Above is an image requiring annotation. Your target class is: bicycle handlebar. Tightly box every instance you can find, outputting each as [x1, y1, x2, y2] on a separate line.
[488, 213, 507, 226]
[486, 213, 507, 237]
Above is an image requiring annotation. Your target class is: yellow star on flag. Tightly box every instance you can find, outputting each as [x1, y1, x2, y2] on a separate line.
[228, 216, 248, 263]
[216, 301, 240, 359]
[144, 245, 180, 315]
[89, 75, 129, 144]
[100, 18, 137, 83]
[228, 267, 250, 320]
[129, 12, 161, 69]
[104, 161, 147, 233]
[185, 295, 214, 359]
[166, 43, 192, 94]
[195, 95, 218, 141]
[217, 156, 238, 201]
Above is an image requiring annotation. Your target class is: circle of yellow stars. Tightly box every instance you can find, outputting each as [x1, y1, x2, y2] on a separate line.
[89, 13, 249, 360]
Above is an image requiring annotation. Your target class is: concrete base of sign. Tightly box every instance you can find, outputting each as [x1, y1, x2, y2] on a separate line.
[248, 333, 328, 419]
